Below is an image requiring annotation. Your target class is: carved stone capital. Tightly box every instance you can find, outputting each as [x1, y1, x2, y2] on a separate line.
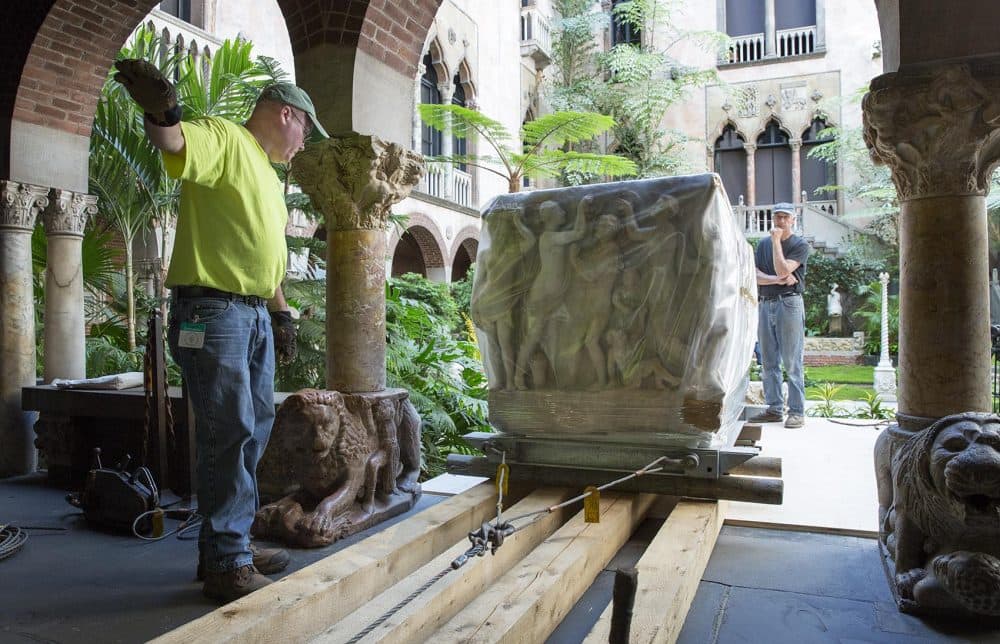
[42, 190, 97, 237]
[291, 133, 424, 231]
[0, 180, 50, 231]
[863, 61, 1000, 200]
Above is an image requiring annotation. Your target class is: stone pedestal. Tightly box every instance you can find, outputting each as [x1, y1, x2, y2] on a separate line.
[41, 189, 96, 382]
[0, 181, 49, 476]
[864, 60, 1000, 617]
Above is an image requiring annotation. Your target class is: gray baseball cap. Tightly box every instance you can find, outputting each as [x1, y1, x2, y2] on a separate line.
[773, 202, 796, 215]
[259, 83, 329, 142]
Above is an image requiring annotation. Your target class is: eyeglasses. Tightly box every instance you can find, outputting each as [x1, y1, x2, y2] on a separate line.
[288, 108, 313, 137]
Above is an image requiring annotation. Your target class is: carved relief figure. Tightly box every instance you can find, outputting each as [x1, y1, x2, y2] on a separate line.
[875, 413, 1000, 616]
[513, 196, 591, 389]
[253, 389, 421, 547]
[470, 207, 537, 389]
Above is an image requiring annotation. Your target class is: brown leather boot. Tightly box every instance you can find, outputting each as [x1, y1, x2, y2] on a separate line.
[197, 544, 290, 580]
[202, 564, 272, 603]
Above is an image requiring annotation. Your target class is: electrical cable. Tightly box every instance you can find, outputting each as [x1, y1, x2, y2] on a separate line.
[0, 524, 28, 561]
[132, 508, 202, 541]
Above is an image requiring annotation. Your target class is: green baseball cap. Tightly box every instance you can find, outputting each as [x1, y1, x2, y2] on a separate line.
[259, 82, 329, 142]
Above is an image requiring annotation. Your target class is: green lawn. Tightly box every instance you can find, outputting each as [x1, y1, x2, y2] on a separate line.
[805, 365, 876, 400]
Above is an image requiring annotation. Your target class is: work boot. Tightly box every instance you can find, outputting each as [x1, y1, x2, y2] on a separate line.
[197, 544, 290, 580]
[748, 409, 784, 423]
[202, 564, 272, 603]
[784, 415, 805, 429]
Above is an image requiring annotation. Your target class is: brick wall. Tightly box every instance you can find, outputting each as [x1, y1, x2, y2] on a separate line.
[5, 0, 441, 163]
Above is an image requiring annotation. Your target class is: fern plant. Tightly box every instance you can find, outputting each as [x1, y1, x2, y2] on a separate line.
[418, 104, 636, 192]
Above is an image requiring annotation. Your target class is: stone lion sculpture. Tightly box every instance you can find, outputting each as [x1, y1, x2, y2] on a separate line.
[875, 412, 1000, 616]
[253, 389, 421, 547]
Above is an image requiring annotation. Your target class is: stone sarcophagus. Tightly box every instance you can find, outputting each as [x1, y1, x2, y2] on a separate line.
[472, 174, 756, 451]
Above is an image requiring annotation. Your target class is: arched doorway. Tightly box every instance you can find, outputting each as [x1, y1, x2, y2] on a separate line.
[392, 230, 428, 277]
[755, 119, 793, 205]
[713, 124, 747, 204]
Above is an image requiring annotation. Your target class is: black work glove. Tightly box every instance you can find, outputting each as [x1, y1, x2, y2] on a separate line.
[270, 310, 297, 365]
[113, 58, 181, 126]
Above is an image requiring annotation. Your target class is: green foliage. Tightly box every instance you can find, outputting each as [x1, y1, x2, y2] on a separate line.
[391, 272, 463, 336]
[806, 382, 849, 418]
[803, 252, 887, 336]
[804, 365, 874, 385]
[449, 265, 475, 319]
[418, 104, 636, 192]
[549, 0, 724, 177]
[857, 391, 894, 420]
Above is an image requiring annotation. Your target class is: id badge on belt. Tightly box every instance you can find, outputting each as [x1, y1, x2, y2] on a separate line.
[178, 322, 206, 349]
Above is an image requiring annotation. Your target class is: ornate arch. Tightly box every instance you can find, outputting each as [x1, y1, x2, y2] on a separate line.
[454, 59, 477, 106]
[388, 211, 447, 268]
[448, 224, 480, 266]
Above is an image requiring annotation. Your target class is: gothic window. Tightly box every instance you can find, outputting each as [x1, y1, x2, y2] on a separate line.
[776, 0, 816, 30]
[755, 120, 793, 205]
[420, 53, 443, 157]
[452, 74, 467, 171]
[725, 0, 765, 37]
[801, 117, 836, 201]
[713, 125, 747, 205]
[610, 0, 641, 47]
[160, 0, 192, 23]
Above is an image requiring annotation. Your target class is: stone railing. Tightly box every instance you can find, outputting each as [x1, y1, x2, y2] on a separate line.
[776, 25, 817, 58]
[723, 32, 764, 64]
[452, 168, 473, 208]
[144, 10, 223, 70]
[520, 7, 552, 67]
[419, 163, 446, 200]
[809, 199, 837, 217]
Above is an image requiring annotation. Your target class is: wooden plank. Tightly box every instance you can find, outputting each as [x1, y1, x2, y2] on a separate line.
[584, 500, 727, 644]
[723, 518, 878, 539]
[430, 492, 656, 644]
[314, 487, 578, 644]
[151, 483, 501, 644]
[737, 424, 762, 442]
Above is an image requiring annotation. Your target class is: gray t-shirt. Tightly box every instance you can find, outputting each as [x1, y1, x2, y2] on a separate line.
[755, 235, 810, 297]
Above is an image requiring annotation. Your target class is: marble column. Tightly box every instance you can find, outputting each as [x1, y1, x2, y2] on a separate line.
[0, 181, 49, 476]
[744, 143, 756, 206]
[863, 62, 1000, 426]
[41, 190, 97, 382]
[438, 83, 455, 202]
[764, 0, 776, 58]
[291, 133, 424, 392]
[412, 62, 426, 153]
[789, 138, 802, 202]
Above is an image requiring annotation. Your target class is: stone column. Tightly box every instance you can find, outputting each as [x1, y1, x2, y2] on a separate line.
[744, 143, 756, 206]
[863, 62, 1000, 425]
[873, 271, 897, 402]
[291, 133, 424, 392]
[789, 138, 802, 202]
[41, 190, 97, 382]
[412, 62, 426, 153]
[0, 181, 49, 476]
[438, 83, 455, 201]
[764, 0, 776, 58]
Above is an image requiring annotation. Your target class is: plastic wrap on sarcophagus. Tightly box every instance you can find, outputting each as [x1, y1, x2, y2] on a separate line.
[471, 174, 756, 449]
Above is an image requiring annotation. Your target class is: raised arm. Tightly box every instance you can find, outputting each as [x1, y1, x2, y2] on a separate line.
[115, 59, 186, 155]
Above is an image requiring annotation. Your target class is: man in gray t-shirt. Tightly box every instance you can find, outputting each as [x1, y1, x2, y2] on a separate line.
[750, 203, 811, 428]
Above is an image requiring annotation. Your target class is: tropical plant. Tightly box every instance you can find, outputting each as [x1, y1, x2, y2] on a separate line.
[806, 382, 849, 418]
[802, 251, 888, 337]
[418, 104, 636, 193]
[856, 391, 894, 420]
[854, 279, 899, 356]
[549, 0, 724, 178]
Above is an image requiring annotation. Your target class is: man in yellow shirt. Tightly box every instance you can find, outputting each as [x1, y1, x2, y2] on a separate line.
[114, 59, 328, 602]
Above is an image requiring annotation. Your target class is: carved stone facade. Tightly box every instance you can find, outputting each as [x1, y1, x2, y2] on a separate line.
[253, 388, 421, 547]
[0, 181, 49, 231]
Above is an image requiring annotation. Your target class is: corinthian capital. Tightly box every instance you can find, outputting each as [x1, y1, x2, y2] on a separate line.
[863, 62, 1000, 200]
[0, 180, 50, 231]
[42, 190, 98, 237]
[291, 133, 424, 231]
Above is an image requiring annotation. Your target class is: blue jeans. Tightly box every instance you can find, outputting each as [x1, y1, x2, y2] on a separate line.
[758, 294, 805, 416]
[167, 295, 275, 573]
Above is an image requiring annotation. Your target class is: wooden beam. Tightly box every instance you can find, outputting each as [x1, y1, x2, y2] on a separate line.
[584, 500, 727, 644]
[316, 487, 578, 644]
[430, 492, 657, 643]
[151, 483, 501, 644]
